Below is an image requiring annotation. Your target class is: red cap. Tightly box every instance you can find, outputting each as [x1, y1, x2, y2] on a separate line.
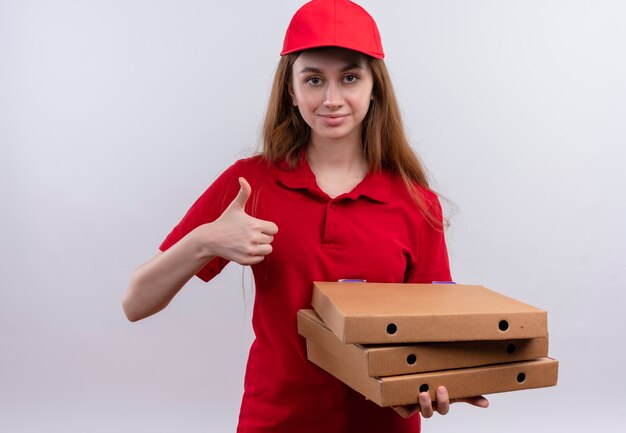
[281, 0, 384, 59]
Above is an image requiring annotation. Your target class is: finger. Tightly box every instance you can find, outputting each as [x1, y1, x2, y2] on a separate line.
[230, 177, 252, 210]
[239, 244, 273, 265]
[248, 217, 279, 236]
[239, 254, 266, 266]
[451, 395, 490, 408]
[252, 243, 273, 256]
[259, 220, 279, 236]
[468, 396, 489, 408]
[435, 386, 450, 415]
[256, 233, 274, 245]
[419, 392, 434, 418]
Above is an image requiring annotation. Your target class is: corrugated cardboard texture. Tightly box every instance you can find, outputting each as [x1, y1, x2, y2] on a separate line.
[297, 309, 549, 376]
[307, 339, 559, 407]
[312, 282, 548, 343]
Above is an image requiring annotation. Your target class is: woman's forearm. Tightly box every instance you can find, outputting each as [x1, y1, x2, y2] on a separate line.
[122, 178, 278, 322]
[122, 226, 215, 322]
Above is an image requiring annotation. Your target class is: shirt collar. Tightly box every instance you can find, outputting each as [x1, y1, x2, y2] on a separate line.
[276, 153, 390, 204]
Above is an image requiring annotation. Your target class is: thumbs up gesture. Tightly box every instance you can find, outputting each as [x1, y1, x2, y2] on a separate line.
[204, 177, 279, 266]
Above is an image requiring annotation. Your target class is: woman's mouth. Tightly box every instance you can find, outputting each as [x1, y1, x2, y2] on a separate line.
[319, 114, 348, 126]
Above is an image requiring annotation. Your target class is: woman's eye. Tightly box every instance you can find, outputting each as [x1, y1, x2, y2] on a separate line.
[307, 77, 322, 85]
[344, 74, 358, 83]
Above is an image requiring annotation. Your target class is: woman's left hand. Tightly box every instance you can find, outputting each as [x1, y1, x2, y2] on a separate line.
[391, 386, 489, 418]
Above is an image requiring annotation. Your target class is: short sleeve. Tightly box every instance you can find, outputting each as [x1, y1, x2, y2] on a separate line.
[159, 160, 244, 282]
[404, 193, 453, 284]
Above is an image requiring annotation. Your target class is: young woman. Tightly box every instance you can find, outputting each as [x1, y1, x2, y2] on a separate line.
[123, 1, 488, 432]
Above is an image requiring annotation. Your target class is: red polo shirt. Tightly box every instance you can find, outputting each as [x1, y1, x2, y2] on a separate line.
[160, 155, 451, 433]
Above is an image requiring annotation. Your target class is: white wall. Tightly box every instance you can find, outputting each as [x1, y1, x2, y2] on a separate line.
[2, 1, 625, 431]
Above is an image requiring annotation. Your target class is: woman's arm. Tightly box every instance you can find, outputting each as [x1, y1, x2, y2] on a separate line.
[122, 178, 278, 322]
[122, 229, 214, 322]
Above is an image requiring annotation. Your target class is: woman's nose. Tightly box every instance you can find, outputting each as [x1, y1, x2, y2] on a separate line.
[323, 83, 343, 108]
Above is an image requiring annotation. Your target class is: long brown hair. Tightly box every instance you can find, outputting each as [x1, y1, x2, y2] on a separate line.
[261, 51, 443, 229]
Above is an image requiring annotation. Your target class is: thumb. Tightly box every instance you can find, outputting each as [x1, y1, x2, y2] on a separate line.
[230, 177, 252, 211]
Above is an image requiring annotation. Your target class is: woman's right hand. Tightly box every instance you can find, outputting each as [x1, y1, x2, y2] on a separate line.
[199, 177, 279, 266]
[123, 177, 277, 322]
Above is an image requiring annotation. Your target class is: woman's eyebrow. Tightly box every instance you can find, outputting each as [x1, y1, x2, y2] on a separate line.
[340, 63, 365, 72]
[298, 63, 365, 74]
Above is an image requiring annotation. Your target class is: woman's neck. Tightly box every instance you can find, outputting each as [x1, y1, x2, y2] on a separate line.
[306, 136, 368, 198]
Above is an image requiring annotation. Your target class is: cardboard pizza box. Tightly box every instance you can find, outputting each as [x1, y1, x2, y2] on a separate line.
[297, 309, 549, 377]
[306, 338, 559, 407]
[312, 282, 548, 344]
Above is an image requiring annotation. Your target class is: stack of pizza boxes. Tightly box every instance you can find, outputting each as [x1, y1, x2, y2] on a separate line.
[297, 282, 558, 407]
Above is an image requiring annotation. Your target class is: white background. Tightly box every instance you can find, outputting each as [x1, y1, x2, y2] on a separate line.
[2, 1, 625, 432]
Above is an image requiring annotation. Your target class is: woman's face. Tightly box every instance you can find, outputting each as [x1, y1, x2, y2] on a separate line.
[289, 47, 374, 144]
